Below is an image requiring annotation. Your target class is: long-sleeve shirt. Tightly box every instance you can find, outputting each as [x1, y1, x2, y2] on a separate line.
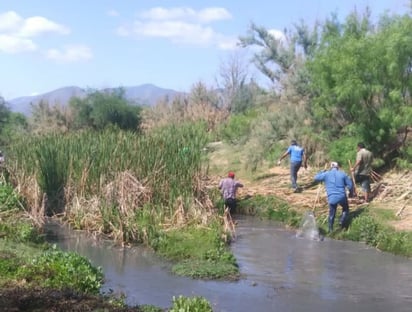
[219, 178, 243, 200]
[314, 168, 353, 204]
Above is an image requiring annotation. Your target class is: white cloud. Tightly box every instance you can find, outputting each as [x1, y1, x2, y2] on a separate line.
[118, 7, 235, 49]
[45, 45, 93, 63]
[139, 7, 232, 23]
[19, 16, 70, 37]
[268, 29, 286, 42]
[132, 20, 215, 44]
[0, 34, 37, 53]
[0, 11, 22, 33]
[197, 8, 232, 23]
[0, 11, 70, 37]
[0, 11, 70, 54]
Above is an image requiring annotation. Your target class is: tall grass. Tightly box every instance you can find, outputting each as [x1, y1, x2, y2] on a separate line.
[7, 122, 213, 244]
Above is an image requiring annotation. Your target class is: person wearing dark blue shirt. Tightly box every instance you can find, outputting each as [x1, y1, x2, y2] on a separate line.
[278, 140, 307, 191]
[314, 162, 354, 233]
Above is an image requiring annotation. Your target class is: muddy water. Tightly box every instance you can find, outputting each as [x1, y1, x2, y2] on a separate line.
[45, 216, 412, 312]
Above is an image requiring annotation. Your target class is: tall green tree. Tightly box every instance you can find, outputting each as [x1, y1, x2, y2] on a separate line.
[0, 97, 29, 146]
[70, 88, 142, 132]
[307, 10, 412, 154]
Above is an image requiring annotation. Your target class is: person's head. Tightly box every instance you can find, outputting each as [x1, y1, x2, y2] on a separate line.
[291, 139, 297, 146]
[330, 161, 339, 169]
[228, 171, 235, 178]
[357, 142, 365, 150]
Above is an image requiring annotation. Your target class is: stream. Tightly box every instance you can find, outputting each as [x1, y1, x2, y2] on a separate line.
[45, 215, 412, 312]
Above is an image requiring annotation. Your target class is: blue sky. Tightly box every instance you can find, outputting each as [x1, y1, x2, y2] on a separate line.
[0, 0, 409, 100]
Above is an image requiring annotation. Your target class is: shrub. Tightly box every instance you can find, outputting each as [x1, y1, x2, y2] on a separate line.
[327, 136, 361, 171]
[218, 111, 256, 144]
[0, 182, 23, 212]
[345, 215, 380, 246]
[376, 230, 412, 256]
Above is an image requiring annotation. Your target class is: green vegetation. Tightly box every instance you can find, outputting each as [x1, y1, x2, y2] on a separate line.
[0, 182, 104, 294]
[69, 88, 142, 132]
[6, 122, 237, 280]
[0, 3, 411, 310]
[0, 181, 215, 310]
[170, 295, 213, 312]
[156, 225, 238, 279]
[331, 208, 412, 256]
[15, 247, 104, 294]
[238, 194, 301, 227]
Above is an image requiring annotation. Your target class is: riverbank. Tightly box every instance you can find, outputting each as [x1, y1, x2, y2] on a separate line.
[208, 141, 412, 257]
[1, 138, 411, 311]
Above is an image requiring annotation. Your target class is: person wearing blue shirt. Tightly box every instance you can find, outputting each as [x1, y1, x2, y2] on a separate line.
[278, 140, 307, 191]
[314, 162, 354, 233]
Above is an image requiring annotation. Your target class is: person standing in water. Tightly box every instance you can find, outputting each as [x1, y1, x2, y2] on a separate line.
[314, 162, 354, 233]
[218, 171, 243, 213]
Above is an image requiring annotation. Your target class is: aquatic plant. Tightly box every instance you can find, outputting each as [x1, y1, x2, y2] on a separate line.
[17, 247, 103, 294]
[170, 295, 213, 312]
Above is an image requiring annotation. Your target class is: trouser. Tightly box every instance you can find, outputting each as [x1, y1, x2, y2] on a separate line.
[328, 198, 349, 232]
[355, 174, 371, 193]
[224, 198, 237, 213]
[290, 161, 302, 189]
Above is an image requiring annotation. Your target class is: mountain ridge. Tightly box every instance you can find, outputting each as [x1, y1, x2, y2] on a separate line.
[7, 84, 181, 115]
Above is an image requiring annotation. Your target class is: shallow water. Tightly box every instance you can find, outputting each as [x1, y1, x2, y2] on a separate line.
[45, 215, 412, 312]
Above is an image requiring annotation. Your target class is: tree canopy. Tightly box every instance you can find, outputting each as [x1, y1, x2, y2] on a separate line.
[69, 88, 142, 132]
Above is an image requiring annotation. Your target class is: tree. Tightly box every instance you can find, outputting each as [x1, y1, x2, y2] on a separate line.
[216, 52, 259, 114]
[30, 100, 73, 134]
[0, 96, 28, 145]
[70, 88, 142, 132]
[238, 21, 318, 96]
[307, 9, 412, 154]
[0, 96, 10, 133]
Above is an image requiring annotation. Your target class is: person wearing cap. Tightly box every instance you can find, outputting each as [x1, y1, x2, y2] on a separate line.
[218, 171, 243, 213]
[277, 140, 307, 191]
[351, 142, 373, 202]
[314, 162, 354, 233]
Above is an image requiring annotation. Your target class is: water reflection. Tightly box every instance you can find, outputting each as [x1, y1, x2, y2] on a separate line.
[45, 216, 412, 312]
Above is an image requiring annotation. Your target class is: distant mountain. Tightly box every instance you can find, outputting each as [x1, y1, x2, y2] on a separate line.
[7, 84, 181, 116]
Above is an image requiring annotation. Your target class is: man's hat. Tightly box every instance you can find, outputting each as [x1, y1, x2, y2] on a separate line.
[330, 161, 339, 168]
[228, 171, 235, 178]
[291, 139, 297, 145]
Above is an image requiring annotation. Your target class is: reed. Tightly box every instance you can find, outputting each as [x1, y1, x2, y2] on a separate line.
[7, 122, 213, 245]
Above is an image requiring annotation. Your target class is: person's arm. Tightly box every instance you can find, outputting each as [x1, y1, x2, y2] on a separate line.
[345, 174, 355, 197]
[303, 151, 308, 169]
[277, 150, 289, 165]
[351, 152, 362, 172]
[236, 181, 244, 188]
[351, 160, 361, 172]
[314, 171, 326, 182]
